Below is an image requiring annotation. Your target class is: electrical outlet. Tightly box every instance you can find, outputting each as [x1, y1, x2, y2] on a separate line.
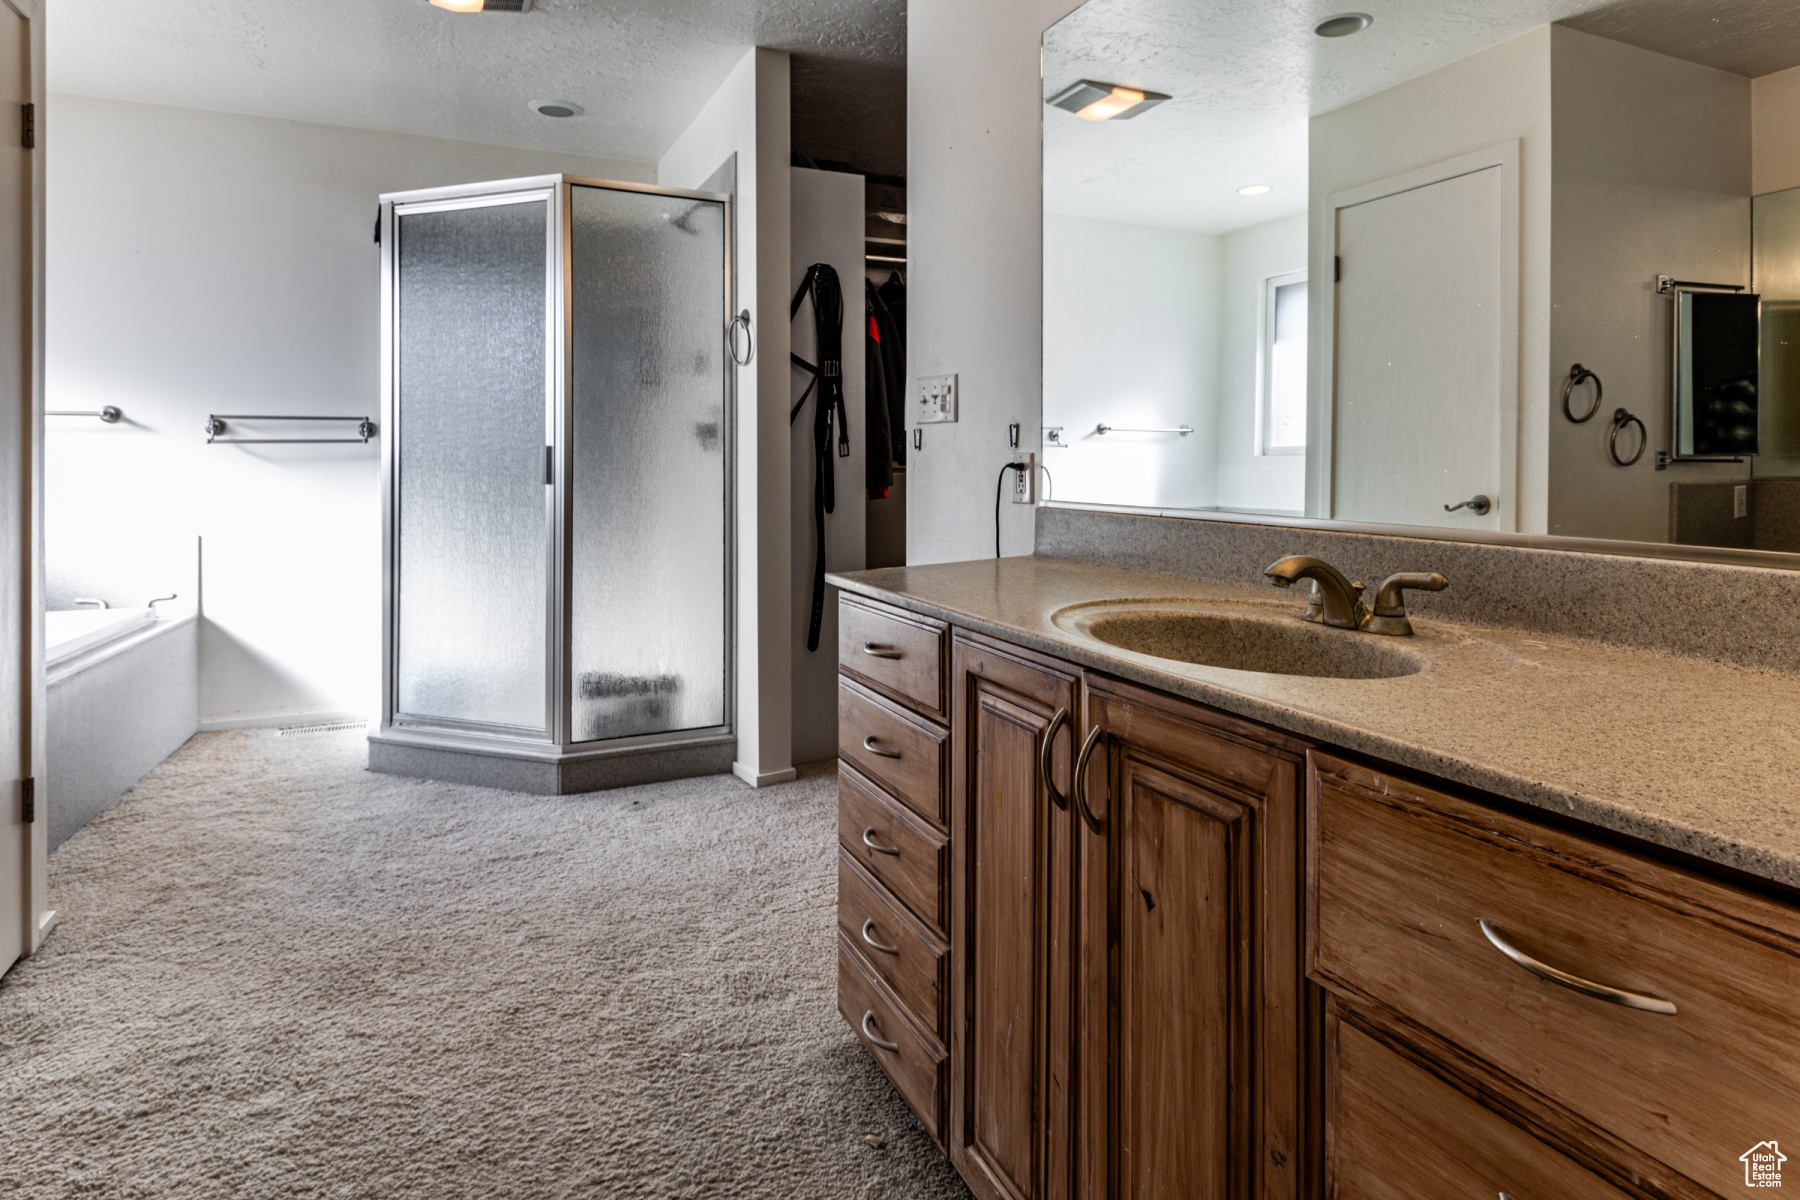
[1011, 454, 1036, 504]
[1735, 484, 1749, 519]
[916, 373, 958, 424]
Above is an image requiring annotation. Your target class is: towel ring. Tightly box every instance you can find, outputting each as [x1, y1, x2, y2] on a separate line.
[1563, 363, 1603, 423]
[727, 309, 755, 366]
[1609, 407, 1646, 467]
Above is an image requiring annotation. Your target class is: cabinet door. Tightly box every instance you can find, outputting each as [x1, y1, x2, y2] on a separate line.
[950, 633, 1082, 1200]
[1075, 676, 1306, 1200]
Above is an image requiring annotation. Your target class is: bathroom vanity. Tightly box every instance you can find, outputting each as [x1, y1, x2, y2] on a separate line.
[829, 529, 1800, 1200]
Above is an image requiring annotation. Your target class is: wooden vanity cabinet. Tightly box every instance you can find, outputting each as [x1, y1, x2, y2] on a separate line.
[1074, 675, 1308, 1200]
[948, 631, 1082, 1200]
[840, 593, 1800, 1200]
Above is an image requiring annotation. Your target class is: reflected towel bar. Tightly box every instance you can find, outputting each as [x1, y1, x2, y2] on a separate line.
[205, 414, 377, 444]
[1094, 422, 1193, 436]
[48, 406, 122, 423]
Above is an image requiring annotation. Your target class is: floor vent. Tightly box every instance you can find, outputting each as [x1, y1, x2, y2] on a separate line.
[278, 721, 368, 736]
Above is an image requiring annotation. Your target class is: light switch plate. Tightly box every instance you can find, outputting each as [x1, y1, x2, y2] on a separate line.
[1735, 484, 1748, 519]
[916, 374, 958, 424]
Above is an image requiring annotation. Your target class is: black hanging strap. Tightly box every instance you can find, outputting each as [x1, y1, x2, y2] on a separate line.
[790, 263, 848, 651]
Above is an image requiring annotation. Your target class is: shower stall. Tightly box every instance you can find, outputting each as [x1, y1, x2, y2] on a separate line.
[368, 175, 735, 793]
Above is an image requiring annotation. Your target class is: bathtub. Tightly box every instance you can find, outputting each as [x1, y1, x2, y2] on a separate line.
[47, 606, 198, 850]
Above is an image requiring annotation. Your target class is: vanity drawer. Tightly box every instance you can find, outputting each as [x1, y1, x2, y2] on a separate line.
[839, 596, 948, 721]
[838, 848, 948, 1039]
[839, 764, 950, 935]
[839, 677, 948, 827]
[839, 933, 946, 1142]
[1310, 751, 1800, 1196]
[1328, 1008, 1634, 1200]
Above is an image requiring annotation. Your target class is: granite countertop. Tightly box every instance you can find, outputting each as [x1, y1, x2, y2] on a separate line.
[828, 555, 1800, 893]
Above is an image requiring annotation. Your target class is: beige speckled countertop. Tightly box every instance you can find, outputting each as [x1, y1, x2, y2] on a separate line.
[828, 556, 1800, 894]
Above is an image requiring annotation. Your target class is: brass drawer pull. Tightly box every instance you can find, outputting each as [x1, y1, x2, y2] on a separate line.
[862, 642, 904, 659]
[861, 1010, 900, 1052]
[861, 919, 900, 955]
[1039, 707, 1068, 811]
[1072, 725, 1104, 833]
[862, 735, 901, 759]
[1478, 920, 1676, 1015]
[862, 827, 901, 856]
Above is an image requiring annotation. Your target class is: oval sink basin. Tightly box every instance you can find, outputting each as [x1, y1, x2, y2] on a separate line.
[1054, 602, 1426, 680]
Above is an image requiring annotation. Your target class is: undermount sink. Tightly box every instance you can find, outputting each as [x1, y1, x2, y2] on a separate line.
[1052, 601, 1427, 680]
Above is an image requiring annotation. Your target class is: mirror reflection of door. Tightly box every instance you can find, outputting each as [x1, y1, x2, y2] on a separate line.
[1332, 162, 1510, 530]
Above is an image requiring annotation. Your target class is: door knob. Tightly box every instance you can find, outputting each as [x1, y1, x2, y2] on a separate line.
[1443, 494, 1491, 515]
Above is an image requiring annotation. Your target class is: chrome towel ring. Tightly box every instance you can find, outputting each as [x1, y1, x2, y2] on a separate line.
[1609, 408, 1646, 466]
[1563, 363, 1603, 423]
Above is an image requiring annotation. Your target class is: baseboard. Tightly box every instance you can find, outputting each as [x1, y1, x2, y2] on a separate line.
[198, 708, 366, 732]
[733, 762, 799, 788]
[33, 908, 58, 952]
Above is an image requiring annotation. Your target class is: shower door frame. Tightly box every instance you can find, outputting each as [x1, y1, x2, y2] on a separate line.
[377, 174, 736, 764]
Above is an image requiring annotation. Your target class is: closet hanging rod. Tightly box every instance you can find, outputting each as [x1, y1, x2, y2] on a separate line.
[205, 414, 377, 444]
[47, 406, 122, 423]
[1095, 422, 1193, 436]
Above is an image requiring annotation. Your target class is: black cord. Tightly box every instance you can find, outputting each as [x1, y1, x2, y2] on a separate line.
[995, 463, 1017, 558]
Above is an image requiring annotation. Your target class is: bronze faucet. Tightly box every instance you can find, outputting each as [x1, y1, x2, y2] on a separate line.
[1263, 556, 1449, 636]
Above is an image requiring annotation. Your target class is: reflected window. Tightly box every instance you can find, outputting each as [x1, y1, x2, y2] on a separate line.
[1261, 271, 1307, 455]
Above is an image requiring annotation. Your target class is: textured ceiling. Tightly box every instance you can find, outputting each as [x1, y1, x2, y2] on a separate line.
[48, 0, 906, 165]
[1561, 0, 1800, 79]
[1043, 0, 1770, 234]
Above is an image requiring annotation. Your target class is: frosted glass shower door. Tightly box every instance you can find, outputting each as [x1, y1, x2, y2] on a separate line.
[569, 185, 727, 741]
[394, 197, 551, 731]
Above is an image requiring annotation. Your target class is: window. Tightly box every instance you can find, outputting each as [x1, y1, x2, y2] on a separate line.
[1260, 270, 1308, 455]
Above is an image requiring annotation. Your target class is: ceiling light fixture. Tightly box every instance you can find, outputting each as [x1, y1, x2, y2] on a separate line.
[1046, 79, 1171, 122]
[529, 100, 583, 118]
[427, 0, 531, 12]
[1237, 184, 1273, 196]
[1314, 12, 1372, 37]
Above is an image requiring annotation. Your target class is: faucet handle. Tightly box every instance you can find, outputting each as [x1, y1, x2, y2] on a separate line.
[1365, 572, 1448, 636]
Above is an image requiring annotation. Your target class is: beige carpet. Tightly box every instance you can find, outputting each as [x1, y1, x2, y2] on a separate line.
[0, 729, 971, 1199]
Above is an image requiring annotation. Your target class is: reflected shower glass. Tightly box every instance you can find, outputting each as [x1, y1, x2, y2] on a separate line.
[395, 199, 549, 730]
[569, 185, 727, 742]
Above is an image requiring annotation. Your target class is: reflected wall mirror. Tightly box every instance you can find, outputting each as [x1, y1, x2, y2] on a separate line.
[1042, 0, 1800, 560]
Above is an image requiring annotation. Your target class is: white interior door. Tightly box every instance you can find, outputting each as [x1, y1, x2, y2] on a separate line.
[0, 0, 29, 972]
[1333, 163, 1509, 529]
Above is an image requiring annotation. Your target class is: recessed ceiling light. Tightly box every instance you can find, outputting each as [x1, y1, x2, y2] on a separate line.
[1314, 12, 1372, 37]
[1237, 184, 1273, 196]
[529, 100, 583, 119]
[1046, 79, 1171, 122]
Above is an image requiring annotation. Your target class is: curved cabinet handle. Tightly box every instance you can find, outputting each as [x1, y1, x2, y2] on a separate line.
[862, 827, 901, 857]
[1039, 707, 1069, 811]
[1478, 919, 1676, 1015]
[861, 919, 899, 956]
[1072, 725, 1104, 834]
[861, 642, 904, 660]
[861, 1010, 900, 1053]
[861, 735, 901, 760]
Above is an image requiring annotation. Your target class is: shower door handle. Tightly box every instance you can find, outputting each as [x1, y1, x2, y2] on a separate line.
[545, 446, 554, 485]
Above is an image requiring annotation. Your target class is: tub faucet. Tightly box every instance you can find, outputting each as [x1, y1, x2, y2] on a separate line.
[73, 597, 107, 609]
[1263, 556, 1366, 629]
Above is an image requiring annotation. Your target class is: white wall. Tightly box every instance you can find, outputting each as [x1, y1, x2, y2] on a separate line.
[658, 48, 795, 786]
[908, 0, 1085, 563]
[789, 167, 865, 765]
[1042, 212, 1219, 510]
[1548, 27, 1751, 543]
[1214, 212, 1307, 514]
[46, 94, 651, 730]
[1753, 63, 1800, 198]
[1310, 28, 1553, 532]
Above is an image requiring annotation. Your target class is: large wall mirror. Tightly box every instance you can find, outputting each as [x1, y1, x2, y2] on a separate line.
[1042, 0, 1800, 559]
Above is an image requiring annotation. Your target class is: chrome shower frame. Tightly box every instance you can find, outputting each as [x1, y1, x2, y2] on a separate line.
[371, 175, 737, 793]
